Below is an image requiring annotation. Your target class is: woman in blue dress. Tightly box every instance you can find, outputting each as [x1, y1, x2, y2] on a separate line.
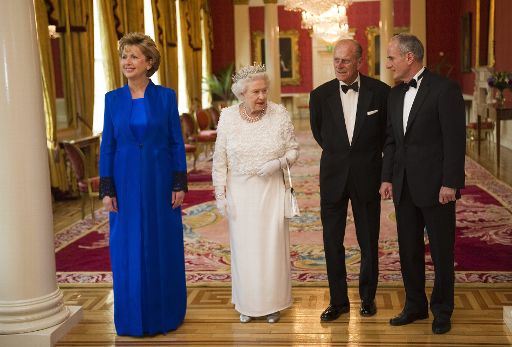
[99, 32, 187, 336]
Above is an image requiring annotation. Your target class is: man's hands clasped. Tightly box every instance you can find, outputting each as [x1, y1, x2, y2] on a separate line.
[379, 182, 393, 200]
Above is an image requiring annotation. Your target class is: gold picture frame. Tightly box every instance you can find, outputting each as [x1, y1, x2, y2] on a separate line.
[252, 30, 301, 86]
[461, 12, 472, 72]
[365, 26, 409, 78]
[475, 0, 495, 67]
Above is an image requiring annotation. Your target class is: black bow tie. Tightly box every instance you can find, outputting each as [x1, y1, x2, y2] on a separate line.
[341, 82, 359, 93]
[405, 79, 418, 89]
[404, 70, 426, 91]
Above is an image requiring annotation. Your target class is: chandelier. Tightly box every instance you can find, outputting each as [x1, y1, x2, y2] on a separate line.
[284, 0, 353, 43]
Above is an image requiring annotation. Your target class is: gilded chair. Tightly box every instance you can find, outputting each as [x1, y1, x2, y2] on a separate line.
[195, 109, 217, 137]
[195, 109, 217, 157]
[62, 142, 100, 222]
[182, 112, 216, 159]
[466, 114, 495, 144]
[467, 119, 495, 142]
[206, 106, 221, 129]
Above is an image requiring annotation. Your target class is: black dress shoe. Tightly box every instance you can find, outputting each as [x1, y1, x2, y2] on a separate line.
[389, 310, 428, 326]
[432, 319, 451, 334]
[320, 304, 350, 321]
[360, 301, 377, 317]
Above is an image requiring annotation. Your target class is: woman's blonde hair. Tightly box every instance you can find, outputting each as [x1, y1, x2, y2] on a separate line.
[118, 32, 160, 77]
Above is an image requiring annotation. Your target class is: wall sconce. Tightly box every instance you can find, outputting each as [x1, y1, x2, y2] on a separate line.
[48, 25, 60, 39]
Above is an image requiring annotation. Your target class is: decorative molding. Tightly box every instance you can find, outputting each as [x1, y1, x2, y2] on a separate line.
[0, 289, 69, 334]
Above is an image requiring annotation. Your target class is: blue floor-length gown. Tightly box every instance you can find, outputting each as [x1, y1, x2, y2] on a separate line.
[99, 81, 187, 336]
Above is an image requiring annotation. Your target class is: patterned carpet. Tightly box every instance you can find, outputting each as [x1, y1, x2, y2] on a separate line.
[55, 131, 512, 285]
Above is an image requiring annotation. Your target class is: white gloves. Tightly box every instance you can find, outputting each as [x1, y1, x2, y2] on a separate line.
[257, 159, 283, 177]
[214, 186, 228, 216]
[216, 197, 227, 216]
[255, 149, 299, 178]
[284, 149, 299, 167]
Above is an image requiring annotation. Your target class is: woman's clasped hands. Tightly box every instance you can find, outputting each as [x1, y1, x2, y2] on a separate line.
[257, 158, 282, 177]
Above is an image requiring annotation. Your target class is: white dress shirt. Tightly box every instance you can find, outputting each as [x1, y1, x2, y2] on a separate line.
[339, 74, 360, 144]
[403, 67, 426, 134]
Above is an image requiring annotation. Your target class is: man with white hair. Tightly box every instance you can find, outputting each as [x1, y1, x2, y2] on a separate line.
[310, 39, 390, 322]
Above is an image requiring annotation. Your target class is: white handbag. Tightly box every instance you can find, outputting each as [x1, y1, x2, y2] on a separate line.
[284, 160, 300, 218]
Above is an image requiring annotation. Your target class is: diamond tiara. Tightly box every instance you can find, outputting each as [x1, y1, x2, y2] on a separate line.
[232, 63, 266, 84]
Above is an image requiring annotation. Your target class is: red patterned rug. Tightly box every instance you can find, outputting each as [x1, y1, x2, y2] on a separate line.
[55, 131, 512, 285]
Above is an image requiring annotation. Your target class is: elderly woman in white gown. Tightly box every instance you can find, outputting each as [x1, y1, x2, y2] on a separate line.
[212, 64, 299, 323]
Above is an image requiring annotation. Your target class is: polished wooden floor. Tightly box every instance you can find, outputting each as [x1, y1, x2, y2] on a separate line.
[466, 137, 512, 187]
[54, 127, 512, 346]
[56, 286, 512, 346]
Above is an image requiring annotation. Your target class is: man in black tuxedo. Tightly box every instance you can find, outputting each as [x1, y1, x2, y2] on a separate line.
[309, 39, 390, 321]
[380, 33, 465, 334]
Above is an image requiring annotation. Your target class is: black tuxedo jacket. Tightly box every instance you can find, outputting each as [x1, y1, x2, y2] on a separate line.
[310, 74, 390, 203]
[381, 70, 466, 207]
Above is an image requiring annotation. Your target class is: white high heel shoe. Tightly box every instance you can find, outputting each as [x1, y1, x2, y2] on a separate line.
[266, 311, 280, 323]
[240, 314, 252, 323]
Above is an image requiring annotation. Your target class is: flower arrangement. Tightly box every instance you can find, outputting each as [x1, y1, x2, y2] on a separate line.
[487, 71, 512, 91]
[487, 71, 512, 107]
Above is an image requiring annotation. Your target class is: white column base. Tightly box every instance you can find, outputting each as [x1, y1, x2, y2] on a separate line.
[0, 306, 82, 347]
[504, 306, 512, 332]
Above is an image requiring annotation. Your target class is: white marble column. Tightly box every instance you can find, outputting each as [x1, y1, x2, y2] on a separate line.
[0, 0, 81, 344]
[379, 0, 393, 85]
[410, 0, 427, 64]
[263, 0, 281, 103]
[233, 0, 251, 69]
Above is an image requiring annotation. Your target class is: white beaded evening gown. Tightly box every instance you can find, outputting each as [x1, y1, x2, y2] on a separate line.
[212, 101, 299, 316]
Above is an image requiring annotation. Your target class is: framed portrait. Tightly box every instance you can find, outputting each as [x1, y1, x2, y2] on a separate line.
[461, 12, 472, 72]
[475, 0, 495, 67]
[252, 30, 301, 86]
[365, 26, 409, 78]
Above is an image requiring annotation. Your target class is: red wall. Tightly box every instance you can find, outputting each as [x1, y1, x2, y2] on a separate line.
[425, 0, 512, 97]
[426, 0, 465, 90]
[278, 6, 313, 93]
[347, 0, 409, 76]
[210, 1, 410, 93]
[495, 0, 512, 104]
[210, 0, 512, 94]
[346, 1, 378, 76]
[460, 0, 477, 95]
[249, 6, 312, 93]
[248, 1, 409, 92]
[209, 0, 235, 74]
[211, 0, 511, 97]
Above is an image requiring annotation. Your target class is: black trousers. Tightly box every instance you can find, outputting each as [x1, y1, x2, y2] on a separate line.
[321, 176, 380, 306]
[395, 177, 455, 321]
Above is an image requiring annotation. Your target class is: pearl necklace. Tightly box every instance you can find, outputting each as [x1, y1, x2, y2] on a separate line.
[240, 103, 266, 123]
